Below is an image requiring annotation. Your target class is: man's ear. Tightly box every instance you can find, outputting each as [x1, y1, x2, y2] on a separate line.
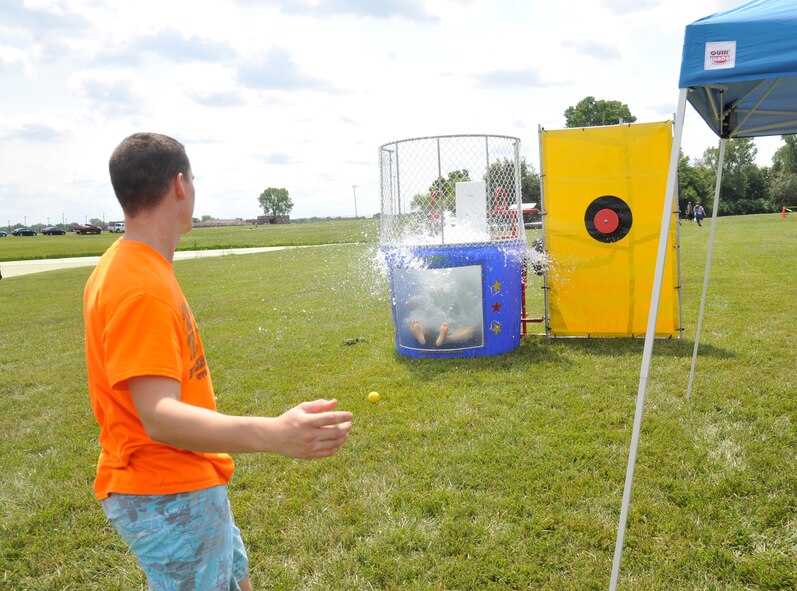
[174, 172, 187, 200]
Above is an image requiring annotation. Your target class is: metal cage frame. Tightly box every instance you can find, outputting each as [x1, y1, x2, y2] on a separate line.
[379, 134, 527, 247]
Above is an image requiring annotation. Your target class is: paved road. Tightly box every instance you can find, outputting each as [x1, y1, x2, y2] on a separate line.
[0, 245, 318, 279]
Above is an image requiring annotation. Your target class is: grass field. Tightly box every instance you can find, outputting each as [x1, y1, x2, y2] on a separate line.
[0, 216, 795, 590]
[0, 219, 376, 262]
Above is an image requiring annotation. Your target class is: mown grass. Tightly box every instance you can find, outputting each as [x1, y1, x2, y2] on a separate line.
[0, 215, 795, 590]
[0, 219, 376, 262]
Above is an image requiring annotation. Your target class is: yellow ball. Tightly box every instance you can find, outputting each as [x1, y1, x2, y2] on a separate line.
[367, 391, 381, 403]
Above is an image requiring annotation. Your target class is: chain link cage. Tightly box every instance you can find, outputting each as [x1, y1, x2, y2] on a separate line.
[379, 134, 526, 247]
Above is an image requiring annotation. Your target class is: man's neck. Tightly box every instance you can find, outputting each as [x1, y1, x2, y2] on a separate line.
[123, 212, 182, 263]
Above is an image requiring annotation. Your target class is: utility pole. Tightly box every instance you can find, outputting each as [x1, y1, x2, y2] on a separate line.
[352, 185, 359, 219]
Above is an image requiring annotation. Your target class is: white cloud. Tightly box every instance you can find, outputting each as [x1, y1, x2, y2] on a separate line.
[130, 29, 238, 63]
[0, 0, 91, 35]
[187, 90, 247, 108]
[243, 0, 441, 22]
[561, 39, 622, 60]
[236, 47, 335, 91]
[257, 152, 299, 164]
[471, 67, 563, 89]
[0, 121, 70, 141]
[72, 72, 142, 116]
[0, 44, 29, 72]
[87, 29, 238, 68]
[600, 0, 660, 15]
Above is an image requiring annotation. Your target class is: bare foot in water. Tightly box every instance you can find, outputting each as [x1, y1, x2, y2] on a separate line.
[410, 320, 426, 345]
[435, 321, 449, 347]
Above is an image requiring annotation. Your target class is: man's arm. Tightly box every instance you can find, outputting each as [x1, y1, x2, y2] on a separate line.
[128, 376, 353, 459]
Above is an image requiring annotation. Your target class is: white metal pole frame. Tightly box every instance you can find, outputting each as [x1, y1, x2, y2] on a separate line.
[686, 138, 726, 399]
[609, 88, 688, 591]
[537, 125, 551, 336]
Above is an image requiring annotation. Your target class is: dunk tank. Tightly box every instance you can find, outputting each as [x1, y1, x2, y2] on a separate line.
[379, 134, 527, 358]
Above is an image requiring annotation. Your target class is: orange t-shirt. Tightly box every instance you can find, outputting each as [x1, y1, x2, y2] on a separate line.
[84, 238, 234, 500]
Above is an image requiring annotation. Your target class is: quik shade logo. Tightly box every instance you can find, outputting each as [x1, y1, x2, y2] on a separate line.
[705, 41, 736, 70]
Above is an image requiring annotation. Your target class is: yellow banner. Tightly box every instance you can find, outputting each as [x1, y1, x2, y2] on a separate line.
[540, 122, 680, 337]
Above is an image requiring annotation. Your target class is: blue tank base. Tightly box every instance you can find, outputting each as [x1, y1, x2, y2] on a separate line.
[385, 243, 525, 359]
[395, 340, 520, 359]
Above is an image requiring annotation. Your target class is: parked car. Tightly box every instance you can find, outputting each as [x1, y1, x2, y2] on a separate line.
[41, 226, 66, 235]
[72, 224, 102, 235]
[12, 227, 37, 236]
[0, 230, 7, 237]
[108, 222, 125, 233]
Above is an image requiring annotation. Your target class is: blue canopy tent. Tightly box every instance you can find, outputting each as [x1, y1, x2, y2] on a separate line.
[610, 1, 797, 589]
[680, 0, 797, 140]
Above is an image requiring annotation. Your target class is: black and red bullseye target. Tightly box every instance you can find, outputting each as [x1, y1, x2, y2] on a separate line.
[585, 195, 632, 243]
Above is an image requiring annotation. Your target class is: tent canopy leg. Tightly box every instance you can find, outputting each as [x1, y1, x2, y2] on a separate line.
[609, 87, 688, 591]
[686, 138, 726, 399]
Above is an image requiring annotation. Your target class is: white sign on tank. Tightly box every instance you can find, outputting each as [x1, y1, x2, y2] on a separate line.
[455, 181, 488, 236]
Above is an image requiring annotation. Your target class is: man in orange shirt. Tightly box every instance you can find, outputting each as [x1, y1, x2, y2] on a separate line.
[84, 132, 353, 590]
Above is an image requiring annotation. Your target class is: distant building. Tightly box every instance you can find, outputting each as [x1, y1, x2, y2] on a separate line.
[255, 215, 290, 225]
[192, 218, 246, 228]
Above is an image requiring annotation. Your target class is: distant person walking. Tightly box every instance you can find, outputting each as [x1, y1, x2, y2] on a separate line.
[84, 132, 353, 590]
[685, 201, 694, 223]
[694, 202, 706, 226]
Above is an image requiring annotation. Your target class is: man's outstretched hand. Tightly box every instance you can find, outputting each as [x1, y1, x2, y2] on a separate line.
[271, 399, 353, 459]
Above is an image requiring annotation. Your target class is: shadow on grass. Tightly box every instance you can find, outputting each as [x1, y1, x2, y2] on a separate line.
[391, 334, 565, 379]
[539, 335, 736, 359]
[392, 333, 735, 379]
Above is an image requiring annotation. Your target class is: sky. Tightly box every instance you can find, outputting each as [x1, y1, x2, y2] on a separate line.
[0, 0, 784, 227]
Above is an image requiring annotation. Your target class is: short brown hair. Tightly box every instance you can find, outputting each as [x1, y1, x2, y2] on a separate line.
[109, 132, 191, 217]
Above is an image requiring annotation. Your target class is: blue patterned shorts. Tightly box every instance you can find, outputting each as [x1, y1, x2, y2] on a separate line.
[101, 485, 249, 590]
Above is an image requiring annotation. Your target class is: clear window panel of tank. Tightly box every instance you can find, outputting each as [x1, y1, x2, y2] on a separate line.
[393, 265, 484, 351]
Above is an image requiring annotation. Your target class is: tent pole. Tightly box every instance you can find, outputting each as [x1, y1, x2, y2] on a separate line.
[686, 137, 726, 399]
[609, 88, 688, 591]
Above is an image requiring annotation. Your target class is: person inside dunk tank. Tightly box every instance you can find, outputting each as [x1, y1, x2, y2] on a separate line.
[394, 265, 484, 350]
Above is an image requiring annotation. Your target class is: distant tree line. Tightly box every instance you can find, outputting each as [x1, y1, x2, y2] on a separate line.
[679, 135, 797, 215]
